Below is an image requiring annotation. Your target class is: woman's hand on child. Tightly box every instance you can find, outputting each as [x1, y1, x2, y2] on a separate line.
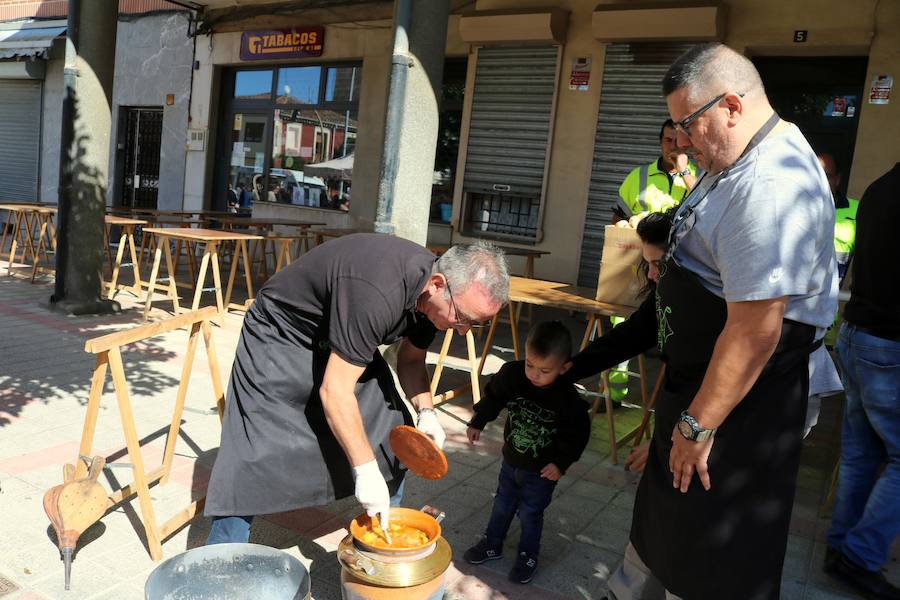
[466, 427, 481, 445]
[540, 463, 561, 481]
[624, 442, 650, 472]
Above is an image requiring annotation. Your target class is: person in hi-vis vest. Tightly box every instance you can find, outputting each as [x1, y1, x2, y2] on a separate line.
[612, 119, 698, 224]
[818, 153, 858, 348]
[818, 153, 859, 283]
[606, 120, 698, 404]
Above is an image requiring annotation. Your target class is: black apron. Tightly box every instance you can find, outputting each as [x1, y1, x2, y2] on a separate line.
[205, 293, 411, 517]
[630, 113, 820, 599]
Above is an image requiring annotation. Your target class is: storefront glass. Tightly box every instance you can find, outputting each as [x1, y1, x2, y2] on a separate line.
[235, 70, 273, 100]
[220, 63, 360, 213]
[225, 112, 269, 210]
[269, 108, 357, 209]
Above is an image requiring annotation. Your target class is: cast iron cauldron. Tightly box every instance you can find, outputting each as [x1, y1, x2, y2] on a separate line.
[145, 543, 310, 600]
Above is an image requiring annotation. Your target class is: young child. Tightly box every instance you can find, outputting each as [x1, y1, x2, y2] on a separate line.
[464, 320, 591, 584]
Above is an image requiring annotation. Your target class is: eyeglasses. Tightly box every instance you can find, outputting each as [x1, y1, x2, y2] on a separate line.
[673, 92, 744, 137]
[445, 279, 489, 329]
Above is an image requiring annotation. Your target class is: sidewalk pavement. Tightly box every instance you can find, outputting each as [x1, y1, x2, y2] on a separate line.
[0, 271, 896, 599]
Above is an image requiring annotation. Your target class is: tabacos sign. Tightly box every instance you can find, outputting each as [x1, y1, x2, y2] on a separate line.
[240, 26, 325, 61]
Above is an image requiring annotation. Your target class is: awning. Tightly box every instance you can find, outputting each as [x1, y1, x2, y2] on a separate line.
[302, 152, 354, 180]
[0, 20, 66, 60]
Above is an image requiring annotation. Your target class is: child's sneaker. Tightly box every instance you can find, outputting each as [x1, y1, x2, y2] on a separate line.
[463, 538, 503, 564]
[509, 551, 538, 584]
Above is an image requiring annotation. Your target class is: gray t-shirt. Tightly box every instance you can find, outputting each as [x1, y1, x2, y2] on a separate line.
[672, 123, 838, 332]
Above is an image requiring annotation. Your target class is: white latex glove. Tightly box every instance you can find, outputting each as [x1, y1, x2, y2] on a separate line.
[353, 460, 390, 523]
[416, 408, 446, 449]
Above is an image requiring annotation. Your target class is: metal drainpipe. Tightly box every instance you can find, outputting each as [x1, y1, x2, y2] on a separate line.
[374, 0, 412, 235]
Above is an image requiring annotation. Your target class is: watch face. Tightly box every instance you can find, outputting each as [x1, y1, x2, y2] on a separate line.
[678, 420, 694, 440]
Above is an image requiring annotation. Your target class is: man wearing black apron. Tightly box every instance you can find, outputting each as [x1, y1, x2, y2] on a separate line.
[582, 44, 838, 600]
[204, 235, 508, 543]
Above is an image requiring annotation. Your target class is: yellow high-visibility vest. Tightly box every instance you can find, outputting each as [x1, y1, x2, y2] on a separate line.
[617, 159, 695, 218]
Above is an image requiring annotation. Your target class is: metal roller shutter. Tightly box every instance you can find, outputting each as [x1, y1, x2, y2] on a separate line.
[462, 45, 559, 240]
[0, 79, 41, 201]
[577, 43, 695, 287]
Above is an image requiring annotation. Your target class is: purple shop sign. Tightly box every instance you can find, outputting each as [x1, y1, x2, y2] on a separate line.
[240, 26, 325, 61]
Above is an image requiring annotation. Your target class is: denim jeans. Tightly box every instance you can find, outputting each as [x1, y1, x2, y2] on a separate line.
[484, 460, 557, 556]
[827, 323, 900, 571]
[206, 477, 407, 545]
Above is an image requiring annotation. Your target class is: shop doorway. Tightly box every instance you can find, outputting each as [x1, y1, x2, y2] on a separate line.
[116, 107, 163, 209]
[754, 56, 868, 197]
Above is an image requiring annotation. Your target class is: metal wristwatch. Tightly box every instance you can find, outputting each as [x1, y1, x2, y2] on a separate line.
[677, 167, 691, 177]
[677, 410, 716, 441]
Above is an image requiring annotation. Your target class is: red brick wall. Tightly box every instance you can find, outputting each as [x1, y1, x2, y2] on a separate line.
[0, 0, 185, 21]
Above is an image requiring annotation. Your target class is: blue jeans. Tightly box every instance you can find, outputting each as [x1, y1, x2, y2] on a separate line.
[206, 477, 407, 545]
[484, 461, 557, 556]
[827, 323, 900, 571]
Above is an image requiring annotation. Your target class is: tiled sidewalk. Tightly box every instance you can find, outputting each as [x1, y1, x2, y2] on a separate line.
[0, 271, 896, 599]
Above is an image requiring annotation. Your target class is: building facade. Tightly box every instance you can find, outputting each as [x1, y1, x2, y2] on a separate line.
[184, 0, 900, 284]
[0, 1, 193, 210]
[2, 0, 898, 285]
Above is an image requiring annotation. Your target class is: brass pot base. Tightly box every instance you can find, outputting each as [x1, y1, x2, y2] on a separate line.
[336, 534, 451, 588]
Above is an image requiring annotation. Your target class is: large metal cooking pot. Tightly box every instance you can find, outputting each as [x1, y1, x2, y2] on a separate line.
[145, 543, 310, 600]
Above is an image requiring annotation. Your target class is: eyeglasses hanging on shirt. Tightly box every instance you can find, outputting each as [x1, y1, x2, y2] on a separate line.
[665, 111, 782, 261]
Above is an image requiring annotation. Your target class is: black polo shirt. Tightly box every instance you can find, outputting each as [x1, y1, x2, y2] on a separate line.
[260, 233, 439, 366]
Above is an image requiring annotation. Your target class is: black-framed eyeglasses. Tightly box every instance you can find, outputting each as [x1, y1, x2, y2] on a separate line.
[445, 279, 488, 329]
[673, 92, 744, 136]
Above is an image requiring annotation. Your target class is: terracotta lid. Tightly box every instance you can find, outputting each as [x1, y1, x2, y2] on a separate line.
[389, 425, 448, 480]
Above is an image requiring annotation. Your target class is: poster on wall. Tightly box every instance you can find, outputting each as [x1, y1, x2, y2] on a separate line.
[240, 26, 325, 61]
[822, 95, 857, 117]
[569, 57, 591, 91]
[868, 74, 893, 104]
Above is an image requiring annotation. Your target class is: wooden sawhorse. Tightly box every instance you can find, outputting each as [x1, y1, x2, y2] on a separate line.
[103, 215, 146, 299]
[67, 306, 225, 560]
[430, 329, 483, 407]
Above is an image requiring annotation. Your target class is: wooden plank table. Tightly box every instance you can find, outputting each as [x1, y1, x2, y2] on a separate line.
[141, 227, 262, 322]
[137, 216, 207, 272]
[1, 204, 57, 281]
[498, 276, 635, 359]
[217, 217, 327, 277]
[104, 215, 147, 299]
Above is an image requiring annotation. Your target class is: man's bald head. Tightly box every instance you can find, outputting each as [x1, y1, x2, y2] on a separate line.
[662, 43, 765, 104]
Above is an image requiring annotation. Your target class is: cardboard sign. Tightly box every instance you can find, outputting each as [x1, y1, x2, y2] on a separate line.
[596, 225, 646, 308]
[240, 26, 325, 61]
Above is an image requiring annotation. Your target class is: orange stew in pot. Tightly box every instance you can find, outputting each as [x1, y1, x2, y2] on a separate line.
[361, 521, 430, 549]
